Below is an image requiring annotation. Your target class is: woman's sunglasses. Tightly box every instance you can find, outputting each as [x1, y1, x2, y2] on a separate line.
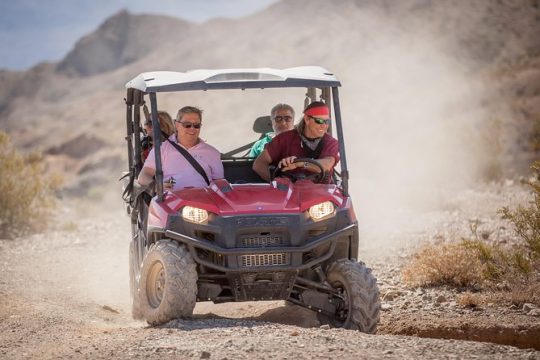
[177, 121, 202, 129]
[308, 115, 331, 125]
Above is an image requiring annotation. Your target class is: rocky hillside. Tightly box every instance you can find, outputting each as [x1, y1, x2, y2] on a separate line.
[56, 10, 193, 77]
[0, 0, 538, 198]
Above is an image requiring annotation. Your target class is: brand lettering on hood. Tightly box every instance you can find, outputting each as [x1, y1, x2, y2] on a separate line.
[236, 217, 289, 227]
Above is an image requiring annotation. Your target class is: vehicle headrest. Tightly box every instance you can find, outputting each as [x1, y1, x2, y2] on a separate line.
[253, 116, 273, 134]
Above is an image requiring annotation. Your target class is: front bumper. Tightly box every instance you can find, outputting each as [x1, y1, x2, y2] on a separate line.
[165, 222, 357, 273]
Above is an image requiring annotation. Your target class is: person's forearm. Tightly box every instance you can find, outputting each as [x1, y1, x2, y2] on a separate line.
[319, 157, 336, 173]
[137, 167, 155, 186]
[253, 157, 271, 181]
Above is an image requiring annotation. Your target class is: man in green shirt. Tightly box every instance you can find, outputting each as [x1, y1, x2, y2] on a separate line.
[248, 103, 295, 157]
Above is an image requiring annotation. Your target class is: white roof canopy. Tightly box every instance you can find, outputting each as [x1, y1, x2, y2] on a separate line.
[125, 66, 340, 93]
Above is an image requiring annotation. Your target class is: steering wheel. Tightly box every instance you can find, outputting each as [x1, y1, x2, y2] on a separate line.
[271, 157, 326, 183]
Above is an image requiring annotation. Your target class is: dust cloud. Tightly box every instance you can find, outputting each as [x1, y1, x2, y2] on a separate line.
[338, 17, 499, 251]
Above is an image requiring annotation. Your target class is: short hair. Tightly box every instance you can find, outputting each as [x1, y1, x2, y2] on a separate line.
[270, 103, 295, 120]
[176, 106, 203, 122]
[157, 111, 174, 139]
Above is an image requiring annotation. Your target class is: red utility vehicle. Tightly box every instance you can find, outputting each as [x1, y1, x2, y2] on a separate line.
[123, 67, 380, 332]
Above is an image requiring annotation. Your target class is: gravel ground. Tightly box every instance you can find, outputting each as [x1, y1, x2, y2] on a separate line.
[0, 180, 539, 359]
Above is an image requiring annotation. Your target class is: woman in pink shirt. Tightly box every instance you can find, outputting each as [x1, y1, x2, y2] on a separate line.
[137, 106, 224, 191]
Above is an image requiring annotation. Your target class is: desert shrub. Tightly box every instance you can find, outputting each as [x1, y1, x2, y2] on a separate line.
[457, 292, 484, 308]
[499, 161, 540, 260]
[404, 238, 540, 305]
[403, 162, 540, 305]
[402, 242, 484, 288]
[504, 282, 540, 306]
[0, 131, 61, 238]
[461, 239, 504, 281]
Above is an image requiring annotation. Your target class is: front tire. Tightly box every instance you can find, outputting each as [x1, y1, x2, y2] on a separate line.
[318, 260, 380, 333]
[139, 240, 197, 325]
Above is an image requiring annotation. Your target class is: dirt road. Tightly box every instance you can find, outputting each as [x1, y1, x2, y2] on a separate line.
[1, 182, 539, 359]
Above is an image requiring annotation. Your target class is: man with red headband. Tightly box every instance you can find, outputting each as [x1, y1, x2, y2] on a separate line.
[253, 101, 339, 183]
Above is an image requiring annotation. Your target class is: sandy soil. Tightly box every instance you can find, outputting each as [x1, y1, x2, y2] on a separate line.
[1, 181, 539, 359]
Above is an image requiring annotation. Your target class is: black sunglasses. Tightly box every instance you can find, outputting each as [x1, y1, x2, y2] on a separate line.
[308, 115, 331, 125]
[177, 121, 202, 129]
[274, 115, 293, 123]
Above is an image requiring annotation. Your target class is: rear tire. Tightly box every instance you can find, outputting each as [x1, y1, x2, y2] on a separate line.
[139, 240, 197, 325]
[318, 260, 380, 333]
[129, 199, 149, 320]
[129, 241, 143, 319]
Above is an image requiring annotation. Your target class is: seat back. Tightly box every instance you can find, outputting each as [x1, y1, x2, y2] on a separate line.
[253, 115, 273, 134]
[222, 115, 273, 159]
[223, 159, 265, 184]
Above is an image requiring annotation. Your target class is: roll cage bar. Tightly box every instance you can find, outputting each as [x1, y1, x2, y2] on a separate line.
[124, 66, 350, 201]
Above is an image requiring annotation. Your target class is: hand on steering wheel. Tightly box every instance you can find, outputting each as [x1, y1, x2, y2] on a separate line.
[271, 157, 326, 183]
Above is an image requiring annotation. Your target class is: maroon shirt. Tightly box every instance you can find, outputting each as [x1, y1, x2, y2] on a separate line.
[265, 129, 340, 182]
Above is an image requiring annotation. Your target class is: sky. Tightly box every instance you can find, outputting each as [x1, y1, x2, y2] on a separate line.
[0, 0, 277, 71]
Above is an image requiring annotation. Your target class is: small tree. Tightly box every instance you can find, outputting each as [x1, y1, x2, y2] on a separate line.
[500, 161, 540, 261]
[0, 131, 61, 238]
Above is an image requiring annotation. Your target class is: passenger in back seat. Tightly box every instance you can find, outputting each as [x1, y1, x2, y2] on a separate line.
[141, 110, 175, 162]
[247, 103, 295, 158]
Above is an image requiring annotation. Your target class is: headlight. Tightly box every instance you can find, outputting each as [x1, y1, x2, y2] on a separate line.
[182, 206, 208, 223]
[308, 201, 335, 221]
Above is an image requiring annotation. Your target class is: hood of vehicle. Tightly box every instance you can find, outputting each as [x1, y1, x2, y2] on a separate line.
[160, 178, 344, 215]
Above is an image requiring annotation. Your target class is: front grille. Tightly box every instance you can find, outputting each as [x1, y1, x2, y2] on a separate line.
[240, 233, 285, 247]
[241, 253, 288, 267]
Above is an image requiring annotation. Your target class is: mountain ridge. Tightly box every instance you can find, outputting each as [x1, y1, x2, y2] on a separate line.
[56, 10, 194, 77]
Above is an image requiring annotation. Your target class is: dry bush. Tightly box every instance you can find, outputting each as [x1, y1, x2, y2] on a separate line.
[457, 292, 484, 308]
[487, 282, 540, 307]
[403, 162, 540, 305]
[496, 162, 540, 305]
[461, 239, 508, 281]
[403, 239, 540, 305]
[507, 282, 540, 307]
[402, 242, 484, 288]
[500, 161, 540, 260]
[0, 131, 62, 238]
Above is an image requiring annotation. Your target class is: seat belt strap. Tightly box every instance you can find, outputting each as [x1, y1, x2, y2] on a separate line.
[166, 139, 211, 186]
